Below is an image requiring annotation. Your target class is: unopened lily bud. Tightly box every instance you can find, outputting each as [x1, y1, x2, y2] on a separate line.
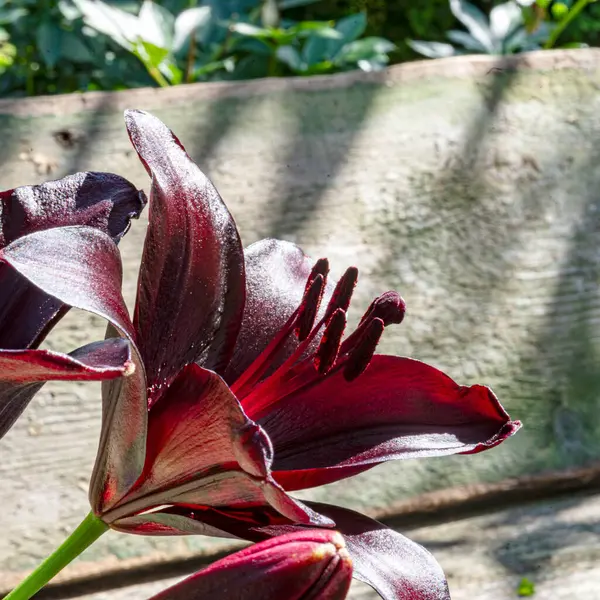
[151, 530, 352, 600]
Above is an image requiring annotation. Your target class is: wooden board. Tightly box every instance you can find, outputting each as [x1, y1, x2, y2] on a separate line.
[1, 49, 600, 589]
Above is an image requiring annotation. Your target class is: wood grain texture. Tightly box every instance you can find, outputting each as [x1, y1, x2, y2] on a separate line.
[1, 49, 600, 586]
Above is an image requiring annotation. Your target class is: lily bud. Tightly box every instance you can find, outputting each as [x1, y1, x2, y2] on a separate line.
[151, 530, 352, 600]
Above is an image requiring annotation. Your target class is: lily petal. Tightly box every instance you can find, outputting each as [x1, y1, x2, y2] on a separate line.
[302, 503, 449, 600]
[0, 338, 133, 437]
[124, 109, 245, 399]
[0, 171, 145, 349]
[0, 339, 132, 383]
[0, 225, 148, 513]
[0, 227, 136, 338]
[150, 530, 352, 600]
[112, 511, 241, 538]
[224, 239, 334, 384]
[249, 355, 521, 490]
[105, 364, 331, 527]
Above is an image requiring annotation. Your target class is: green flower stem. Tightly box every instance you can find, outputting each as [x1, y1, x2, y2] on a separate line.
[544, 0, 593, 49]
[5, 512, 108, 600]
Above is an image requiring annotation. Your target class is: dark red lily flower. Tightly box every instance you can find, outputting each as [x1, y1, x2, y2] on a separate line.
[1, 110, 521, 600]
[0, 172, 146, 438]
[150, 530, 352, 600]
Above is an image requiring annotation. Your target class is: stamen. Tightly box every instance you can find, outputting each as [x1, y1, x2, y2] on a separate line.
[231, 307, 298, 397]
[314, 309, 347, 375]
[304, 258, 329, 293]
[325, 267, 358, 319]
[296, 274, 325, 341]
[232, 259, 330, 397]
[343, 317, 384, 381]
[359, 291, 406, 326]
[340, 291, 405, 356]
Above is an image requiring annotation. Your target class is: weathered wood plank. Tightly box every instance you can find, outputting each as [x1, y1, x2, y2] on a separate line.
[1, 49, 600, 585]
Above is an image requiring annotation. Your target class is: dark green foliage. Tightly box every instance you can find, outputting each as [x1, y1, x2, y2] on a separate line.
[560, 2, 600, 46]
[0, 0, 395, 96]
[290, 0, 457, 60]
[1, 0, 598, 97]
[295, 0, 600, 59]
[0, 1, 154, 96]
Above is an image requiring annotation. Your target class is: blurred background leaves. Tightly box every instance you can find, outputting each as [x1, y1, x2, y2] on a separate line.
[0, 0, 598, 96]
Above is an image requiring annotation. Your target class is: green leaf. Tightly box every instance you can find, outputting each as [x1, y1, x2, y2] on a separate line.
[231, 53, 270, 79]
[138, 1, 174, 49]
[278, 0, 321, 9]
[262, 0, 280, 28]
[407, 39, 457, 58]
[276, 44, 304, 72]
[230, 22, 274, 38]
[310, 12, 367, 62]
[0, 7, 28, 25]
[489, 2, 523, 41]
[192, 57, 233, 80]
[302, 34, 327, 65]
[335, 37, 396, 64]
[36, 22, 62, 68]
[449, 0, 494, 52]
[173, 6, 212, 52]
[335, 12, 367, 44]
[291, 22, 342, 39]
[58, 0, 81, 22]
[232, 36, 274, 56]
[134, 40, 169, 68]
[357, 56, 389, 72]
[159, 61, 183, 84]
[517, 577, 536, 597]
[61, 31, 95, 63]
[446, 29, 487, 52]
[309, 27, 342, 39]
[267, 29, 296, 43]
[0, 41, 16, 71]
[73, 0, 138, 50]
[303, 60, 334, 75]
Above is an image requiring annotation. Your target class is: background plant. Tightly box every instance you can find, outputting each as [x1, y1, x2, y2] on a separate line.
[299, 0, 600, 58]
[0, 0, 395, 95]
[0, 0, 597, 96]
[407, 0, 598, 58]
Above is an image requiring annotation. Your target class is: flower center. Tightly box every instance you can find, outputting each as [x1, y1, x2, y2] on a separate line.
[231, 259, 405, 412]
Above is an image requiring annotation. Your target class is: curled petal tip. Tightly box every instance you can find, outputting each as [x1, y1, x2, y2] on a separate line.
[233, 422, 273, 478]
[123, 360, 136, 377]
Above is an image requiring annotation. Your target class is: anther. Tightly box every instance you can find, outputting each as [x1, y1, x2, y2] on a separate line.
[343, 317, 384, 381]
[325, 267, 358, 319]
[296, 274, 325, 341]
[314, 309, 347, 375]
[304, 258, 330, 293]
[359, 291, 406, 327]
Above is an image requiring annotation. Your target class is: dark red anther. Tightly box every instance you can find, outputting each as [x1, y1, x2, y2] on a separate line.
[296, 274, 325, 341]
[314, 308, 347, 375]
[343, 317, 384, 381]
[359, 291, 406, 327]
[304, 258, 330, 293]
[325, 266, 358, 319]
